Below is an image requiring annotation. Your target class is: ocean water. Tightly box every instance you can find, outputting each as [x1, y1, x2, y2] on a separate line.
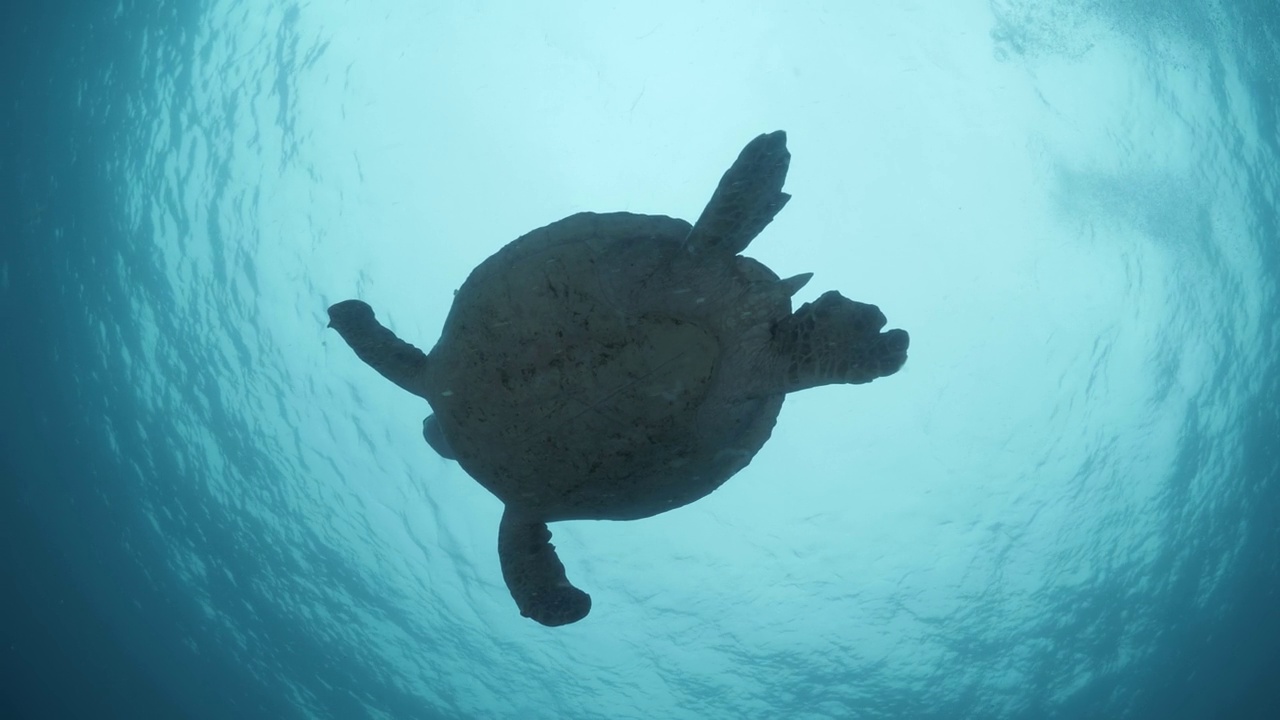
[3, 1, 1278, 718]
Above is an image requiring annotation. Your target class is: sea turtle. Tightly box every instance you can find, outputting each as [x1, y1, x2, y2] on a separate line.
[327, 131, 909, 626]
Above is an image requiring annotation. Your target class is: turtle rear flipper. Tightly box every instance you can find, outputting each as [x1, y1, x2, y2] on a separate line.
[328, 300, 432, 399]
[498, 508, 592, 626]
[685, 131, 791, 256]
[770, 290, 910, 393]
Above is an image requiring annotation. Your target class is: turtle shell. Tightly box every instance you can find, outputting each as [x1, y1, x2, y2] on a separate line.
[423, 211, 792, 521]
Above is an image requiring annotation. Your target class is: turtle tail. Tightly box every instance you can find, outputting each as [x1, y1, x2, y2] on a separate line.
[498, 508, 592, 626]
[771, 290, 910, 392]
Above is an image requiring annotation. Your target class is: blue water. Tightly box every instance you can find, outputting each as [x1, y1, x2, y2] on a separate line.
[4, 1, 1278, 718]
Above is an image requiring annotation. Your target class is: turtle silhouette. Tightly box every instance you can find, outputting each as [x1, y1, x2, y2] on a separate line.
[327, 131, 909, 626]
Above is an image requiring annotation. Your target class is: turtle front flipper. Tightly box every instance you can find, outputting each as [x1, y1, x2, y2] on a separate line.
[498, 508, 591, 626]
[771, 290, 910, 393]
[422, 415, 456, 460]
[685, 130, 792, 255]
[327, 300, 432, 399]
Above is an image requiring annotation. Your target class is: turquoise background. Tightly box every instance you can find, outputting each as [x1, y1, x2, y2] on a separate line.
[3, 1, 1278, 718]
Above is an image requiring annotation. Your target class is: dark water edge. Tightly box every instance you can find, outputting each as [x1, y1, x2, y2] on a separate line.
[0, 227, 283, 719]
[1, 3, 285, 718]
[1131, 391, 1280, 720]
[3, 1, 1279, 719]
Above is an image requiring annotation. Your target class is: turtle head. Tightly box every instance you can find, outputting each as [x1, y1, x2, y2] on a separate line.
[327, 298, 376, 330]
[327, 299, 434, 400]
